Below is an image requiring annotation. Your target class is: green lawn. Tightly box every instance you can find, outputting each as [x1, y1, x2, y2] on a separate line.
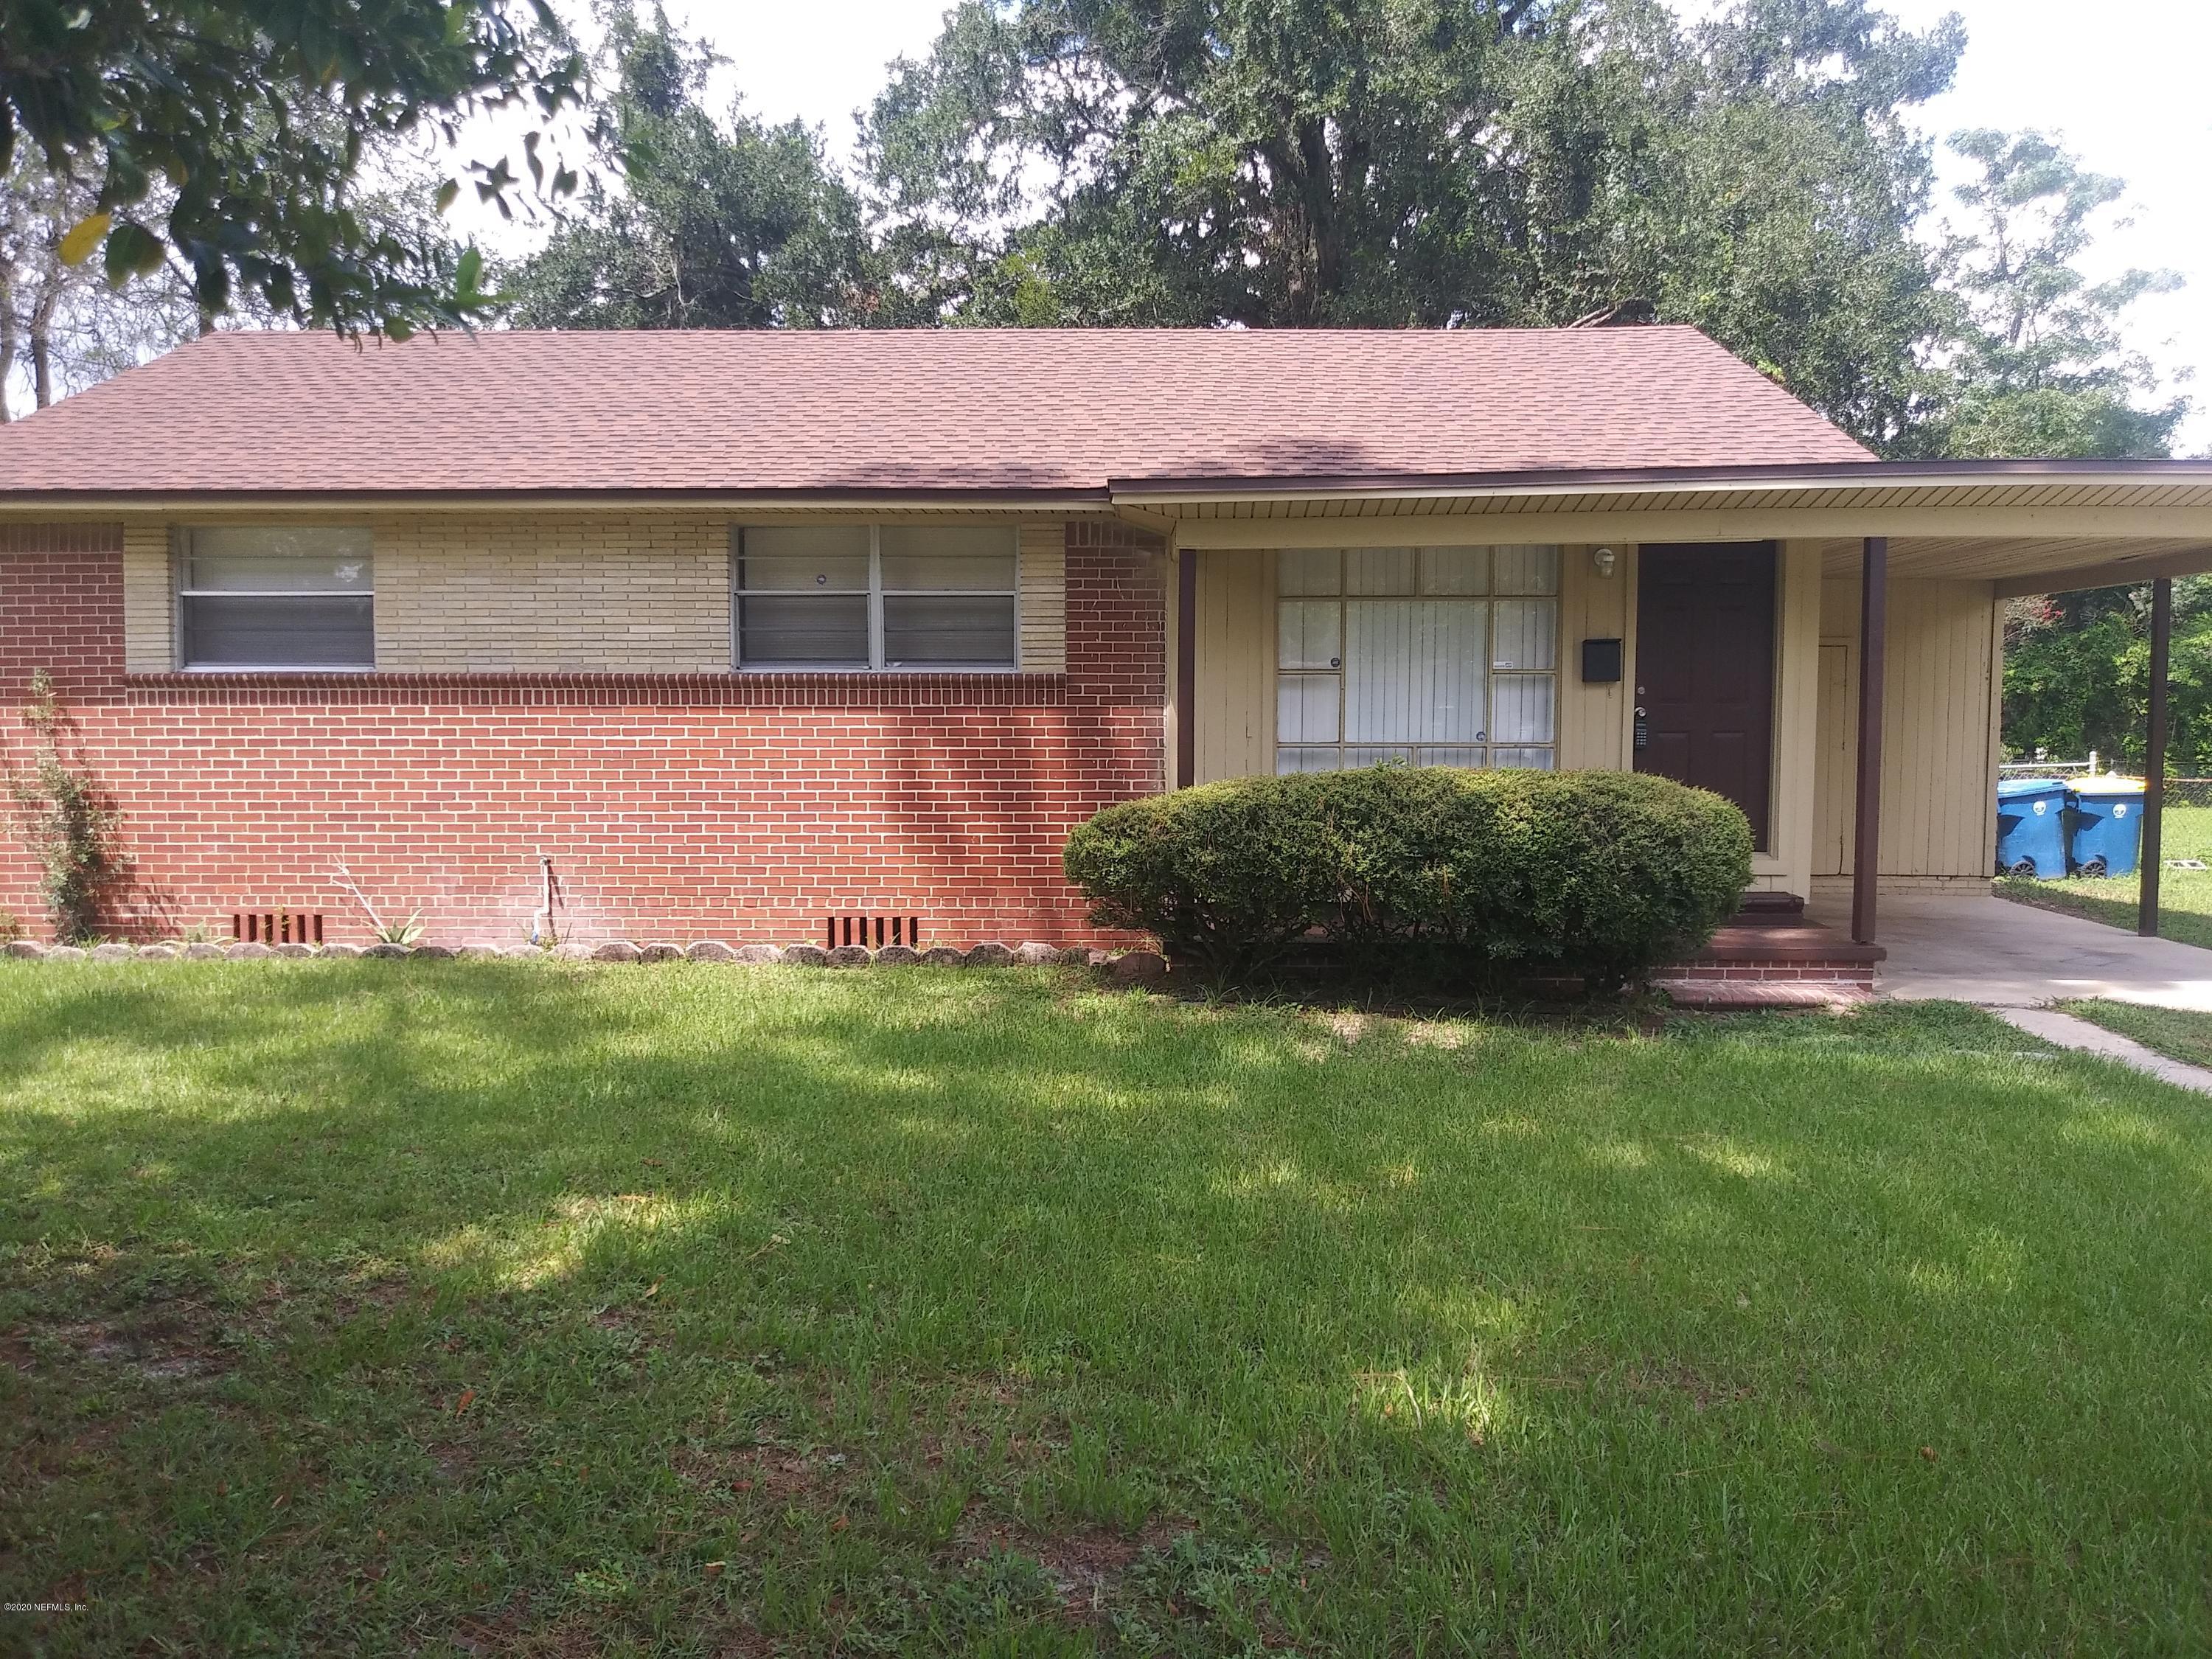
[2060, 998, 2212, 1070]
[4, 964, 2212, 1655]
[1996, 801, 2212, 950]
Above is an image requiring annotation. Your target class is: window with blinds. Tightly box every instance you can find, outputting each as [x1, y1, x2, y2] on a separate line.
[1276, 546, 1559, 774]
[735, 525, 1018, 671]
[177, 526, 375, 669]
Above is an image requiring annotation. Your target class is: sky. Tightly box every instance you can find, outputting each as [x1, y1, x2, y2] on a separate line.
[604, 0, 2212, 451]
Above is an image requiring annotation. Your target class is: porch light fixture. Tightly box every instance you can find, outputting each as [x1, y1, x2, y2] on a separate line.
[1592, 546, 1618, 578]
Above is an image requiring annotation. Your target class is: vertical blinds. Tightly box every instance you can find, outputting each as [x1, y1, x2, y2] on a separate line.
[1275, 546, 1559, 775]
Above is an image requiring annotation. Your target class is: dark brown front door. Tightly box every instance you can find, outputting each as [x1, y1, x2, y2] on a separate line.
[1633, 543, 1777, 849]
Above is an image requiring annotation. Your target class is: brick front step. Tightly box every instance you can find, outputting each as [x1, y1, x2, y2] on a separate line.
[1655, 978, 1875, 1010]
[1666, 960, 1877, 986]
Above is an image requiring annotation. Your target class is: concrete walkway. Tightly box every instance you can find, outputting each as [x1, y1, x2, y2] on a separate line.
[1992, 1006, 2212, 1094]
[1801, 889, 2212, 1091]
[1806, 891, 2212, 1009]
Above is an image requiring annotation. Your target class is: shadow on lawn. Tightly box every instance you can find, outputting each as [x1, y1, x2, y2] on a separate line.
[8, 966, 2212, 1655]
[3, 963, 2199, 1389]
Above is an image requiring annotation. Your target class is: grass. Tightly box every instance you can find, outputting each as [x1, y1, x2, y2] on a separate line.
[1995, 801, 2212, 950]
[2059, 998, 2212, 1070]
[4, 964, 2212, 1655]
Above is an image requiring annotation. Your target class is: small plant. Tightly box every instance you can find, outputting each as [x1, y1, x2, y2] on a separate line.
[0, 908, 22, 944]
[4, 670, 128, 943]
[375, 912, 428, 947]
[178, 920, 218, 945]
[332, 862, 428, 946]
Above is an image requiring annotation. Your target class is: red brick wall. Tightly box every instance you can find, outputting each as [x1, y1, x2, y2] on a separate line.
[0, 521, 1167, 947]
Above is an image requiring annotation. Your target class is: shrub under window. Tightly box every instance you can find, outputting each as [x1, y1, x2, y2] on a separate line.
[178, 526, 374, 669]
[1063, 766, 1753, 989]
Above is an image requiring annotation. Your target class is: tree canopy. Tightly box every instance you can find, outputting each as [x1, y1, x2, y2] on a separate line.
[0, 0, 594, 335]
[504, 6, 874, 329]
[855, 0, 1969, 449]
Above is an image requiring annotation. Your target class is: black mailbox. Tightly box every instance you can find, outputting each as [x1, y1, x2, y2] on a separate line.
[1581, 638, 1623, 684]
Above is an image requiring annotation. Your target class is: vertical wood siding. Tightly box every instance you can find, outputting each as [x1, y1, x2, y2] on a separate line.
[1815, 574, 2000, 877]
[1558, 543, 1633, 771]
[1193, 548, 1273, 782]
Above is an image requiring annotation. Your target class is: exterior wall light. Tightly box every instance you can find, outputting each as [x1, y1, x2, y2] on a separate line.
[1593, 546, 1618, 578]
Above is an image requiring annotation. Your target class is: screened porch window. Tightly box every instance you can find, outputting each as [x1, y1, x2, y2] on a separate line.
[177, 526, 375, 669]
[734, 525, 1018, 670]
[1276, 546, 1559, 774]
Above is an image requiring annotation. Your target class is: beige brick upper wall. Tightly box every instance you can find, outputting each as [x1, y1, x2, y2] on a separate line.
[1018, 524, 1066, 672]
[122, 522, 173, 674]
[372, 515, 731, 672]
[115, 512, 1075, 675]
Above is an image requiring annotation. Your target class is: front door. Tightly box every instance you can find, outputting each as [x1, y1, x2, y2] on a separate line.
[1634, 543, 1777, 849]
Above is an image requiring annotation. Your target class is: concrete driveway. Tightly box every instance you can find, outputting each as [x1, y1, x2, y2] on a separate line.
[1806, 891, 2212, 1010]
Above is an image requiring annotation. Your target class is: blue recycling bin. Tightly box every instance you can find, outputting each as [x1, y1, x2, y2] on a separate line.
[1995, 777, 2070, 878]
[2067, 779, 2148, 878]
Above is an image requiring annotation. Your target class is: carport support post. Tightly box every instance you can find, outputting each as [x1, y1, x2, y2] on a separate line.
[2139, 576, 2171, 937]
[1176, 549, 1197, 790]
[1851, 538, 1888, 945]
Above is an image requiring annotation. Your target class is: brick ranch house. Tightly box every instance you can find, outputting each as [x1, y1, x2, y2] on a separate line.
[1, 326, 2210, 961]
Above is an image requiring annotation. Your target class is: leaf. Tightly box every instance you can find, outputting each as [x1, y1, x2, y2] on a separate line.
[435, 179, 459, 215]
[101, 221, 166, 285]
[456, 246, 484, 295]
[58, 213, 111, 267]
[455, 1388, 476, 1416]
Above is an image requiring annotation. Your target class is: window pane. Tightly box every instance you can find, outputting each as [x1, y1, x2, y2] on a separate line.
[883, 594, 1015, 667]
[1494, 746, 1555, 771]
[1417, 746, 1488, 768]
[1343, 746, 1413, 768]
[880, 552, 1015, 591]
[1276, 548, 1340, 596]
[879, 526, 1016, 590]
[189, 526, 372, 594]
[1493, 545, 1559, 594]
[740, 594, 869, 666]
[1276, 674, 1340, 743]
[1277, 746, 1342, 775]
[182, 595, 373, 668]
[1346, 546, 1416, 595]
[740, 526, 870, 591]
[1277, 600, 1341, 670]
[1345, 600, 1486, 743]
[1420, 547, 1489, 595]
[1492, 675, 1556, 742]
[1493, 599, 1557, 669]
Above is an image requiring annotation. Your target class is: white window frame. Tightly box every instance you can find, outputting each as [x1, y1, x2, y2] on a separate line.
[173, 526, 377, 673]
[731, 524, 1020, 673]
[1274, 546, 1561, 773]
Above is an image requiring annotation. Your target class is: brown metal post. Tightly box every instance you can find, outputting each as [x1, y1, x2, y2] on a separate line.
[1851, 537, 1888, 945]
[1175, 549, 1197, 789]
[2139, 576, 2171, 937]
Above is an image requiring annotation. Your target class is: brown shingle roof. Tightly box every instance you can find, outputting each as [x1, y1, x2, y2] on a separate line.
[0, 325, 1873, 498]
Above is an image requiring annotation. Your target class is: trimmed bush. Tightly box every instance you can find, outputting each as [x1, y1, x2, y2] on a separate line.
[1063, 766, 1753, 990]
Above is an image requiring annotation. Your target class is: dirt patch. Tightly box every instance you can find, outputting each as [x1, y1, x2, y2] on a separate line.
[48, 1312, 229, 1383]
[951, 1515, 1195, 1621]
[672, 1439, 858, 1505]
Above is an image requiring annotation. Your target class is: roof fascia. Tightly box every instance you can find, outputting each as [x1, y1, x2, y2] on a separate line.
[0, 488, 1116, 515]
[1107, 458, 2212, 504]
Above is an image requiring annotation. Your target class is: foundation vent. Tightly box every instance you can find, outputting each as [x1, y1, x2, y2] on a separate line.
[233, 911, 324, 945]
[827, 914, 922, 950]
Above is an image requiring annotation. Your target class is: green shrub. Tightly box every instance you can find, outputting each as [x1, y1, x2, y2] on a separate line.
[1061, 773, 1344, 978]
[1063, 766, 1753, 991]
